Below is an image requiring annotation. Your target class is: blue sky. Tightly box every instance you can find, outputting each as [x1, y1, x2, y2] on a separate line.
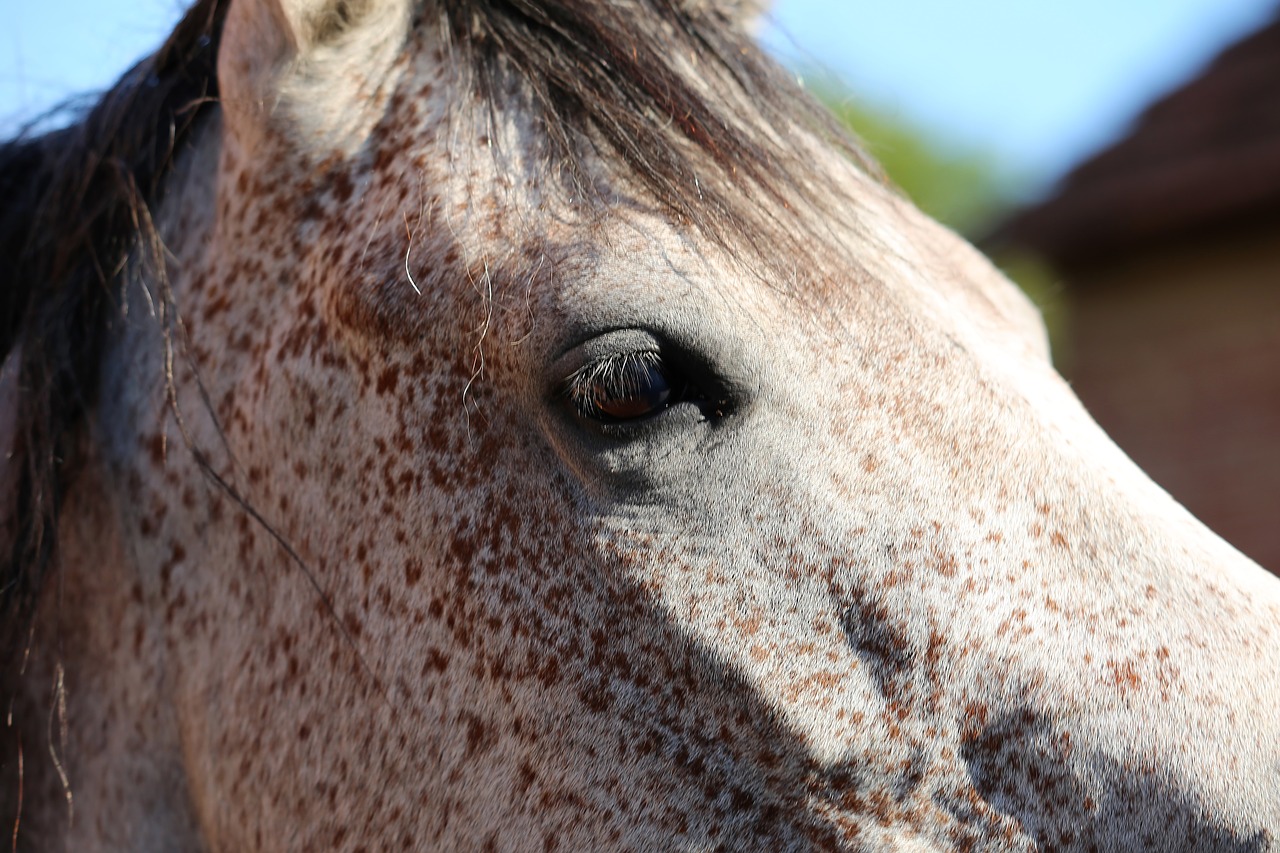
[764, 0, 1277, 190]
[3, 0, 1277, 194]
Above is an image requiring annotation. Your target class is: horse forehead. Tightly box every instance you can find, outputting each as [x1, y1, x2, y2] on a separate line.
[215, 33, 1042, 373]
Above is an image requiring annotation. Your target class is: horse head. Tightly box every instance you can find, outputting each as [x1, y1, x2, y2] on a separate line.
[3, 0, 1277, 849]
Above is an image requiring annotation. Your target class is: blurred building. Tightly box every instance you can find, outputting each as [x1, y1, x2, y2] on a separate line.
[990, 13, 1280, 573]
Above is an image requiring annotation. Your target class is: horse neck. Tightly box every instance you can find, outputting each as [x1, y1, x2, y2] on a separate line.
[4, 458, 204, 850]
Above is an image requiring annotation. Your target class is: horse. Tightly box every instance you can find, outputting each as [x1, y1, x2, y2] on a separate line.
[2, 0, 1278, 849]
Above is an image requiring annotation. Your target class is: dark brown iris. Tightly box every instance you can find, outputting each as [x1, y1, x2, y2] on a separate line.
[568, 351, 674, 422]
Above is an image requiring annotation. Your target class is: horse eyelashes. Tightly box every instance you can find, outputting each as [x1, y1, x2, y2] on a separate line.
[564, 350, 677, 423]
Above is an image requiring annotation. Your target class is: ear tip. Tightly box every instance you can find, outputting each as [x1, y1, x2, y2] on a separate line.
[682, 0, 772, 28]
[219, 0, 416, 153]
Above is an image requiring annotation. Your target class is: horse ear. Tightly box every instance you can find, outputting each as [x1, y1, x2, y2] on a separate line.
[684, 0, 770, 29]
[219, 0, 414, 152]
[729, 0, 770, 25]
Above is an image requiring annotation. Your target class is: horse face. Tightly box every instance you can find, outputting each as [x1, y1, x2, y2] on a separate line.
[66, 0, 1280, 849]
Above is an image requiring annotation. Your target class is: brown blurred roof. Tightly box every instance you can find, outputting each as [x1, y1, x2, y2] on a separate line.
[988, 11, 1280, 268]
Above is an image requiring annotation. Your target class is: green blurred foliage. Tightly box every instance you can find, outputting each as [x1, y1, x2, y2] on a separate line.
[813, 81, 1070, 362]
[817, 88, 1011, 236]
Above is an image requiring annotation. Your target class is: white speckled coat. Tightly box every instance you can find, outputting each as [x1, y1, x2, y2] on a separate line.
[3, 0, 1278, 850]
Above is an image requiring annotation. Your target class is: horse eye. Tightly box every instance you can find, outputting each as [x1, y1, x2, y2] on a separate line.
[565, 351, 674, 422]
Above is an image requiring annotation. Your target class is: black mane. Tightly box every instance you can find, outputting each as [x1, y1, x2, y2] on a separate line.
[448, 0, 872, 235]
[0, 0, 227, 661]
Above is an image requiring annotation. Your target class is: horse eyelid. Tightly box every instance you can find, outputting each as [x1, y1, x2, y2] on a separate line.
[562, 350, 672, 420]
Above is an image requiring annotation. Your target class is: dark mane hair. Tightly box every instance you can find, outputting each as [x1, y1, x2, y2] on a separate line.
[1, 0, 227, 661]
[447, 0, 874, 241]
[1, 0, 871, 663]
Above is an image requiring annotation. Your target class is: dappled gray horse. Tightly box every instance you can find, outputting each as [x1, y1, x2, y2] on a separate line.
[2, 0, 1278, 849]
